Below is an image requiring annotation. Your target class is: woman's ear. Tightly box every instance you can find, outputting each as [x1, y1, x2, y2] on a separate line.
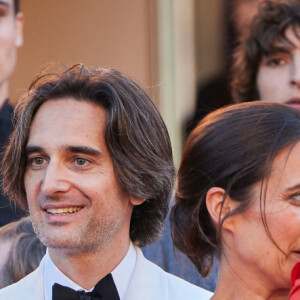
[206, 187, 237, 232]
[129, 197, 146, 206]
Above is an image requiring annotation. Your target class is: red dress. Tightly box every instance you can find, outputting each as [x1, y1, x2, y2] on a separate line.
[290, 262, 300, 300]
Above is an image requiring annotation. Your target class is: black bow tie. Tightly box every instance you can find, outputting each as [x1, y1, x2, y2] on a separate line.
[52, 273, 120, 300]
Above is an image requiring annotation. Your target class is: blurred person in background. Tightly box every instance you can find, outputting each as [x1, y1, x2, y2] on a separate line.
[143, 0, 262, 292]
[186, 0, 261, 135]
[232, 0, 300, 108]
[0, 0, 24, 226]
[0, 217, 46, 288]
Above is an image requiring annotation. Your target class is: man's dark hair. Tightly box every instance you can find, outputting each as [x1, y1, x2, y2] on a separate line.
[231, 0, 300, 102]
[171, 102, 300, 277]
[2, 64, 175, 247]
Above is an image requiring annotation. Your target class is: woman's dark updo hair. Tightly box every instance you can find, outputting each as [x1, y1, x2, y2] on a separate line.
[171, 102, 300, 277]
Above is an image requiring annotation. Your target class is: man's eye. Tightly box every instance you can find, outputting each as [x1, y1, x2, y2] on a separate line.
[33, 157, 45, 165]
[75, 158, 88, 166]
[27, 156, 46, 168]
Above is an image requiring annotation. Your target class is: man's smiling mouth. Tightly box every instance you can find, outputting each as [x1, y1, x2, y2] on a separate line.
[46, 207, 83, 215]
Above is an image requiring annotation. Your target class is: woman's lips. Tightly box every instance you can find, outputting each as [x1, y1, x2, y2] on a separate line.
[285, 98, 300, 110]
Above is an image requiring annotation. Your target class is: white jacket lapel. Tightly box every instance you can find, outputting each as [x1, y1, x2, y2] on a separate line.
[126, 247, 168, 300]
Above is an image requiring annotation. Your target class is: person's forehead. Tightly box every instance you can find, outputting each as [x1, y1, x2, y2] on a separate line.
[36, 97, 104, 119]
[35, 97, 104, 116]
[271, 27, 300, 52]
[28, 98, 106, 146]
[258, 26, 300, 57]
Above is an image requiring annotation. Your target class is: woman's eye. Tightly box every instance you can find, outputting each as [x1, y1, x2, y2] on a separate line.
[264, 54, 288, 67]
[289, 193, 300, 205]
[267, 58, 284, 66]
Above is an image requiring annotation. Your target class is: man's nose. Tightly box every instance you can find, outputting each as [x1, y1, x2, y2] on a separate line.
[41, 162, 71, 195]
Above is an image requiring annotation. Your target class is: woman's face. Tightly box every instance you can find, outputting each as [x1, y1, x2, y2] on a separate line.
[256, 27, 300, 109]
[229, 142, 300, 290]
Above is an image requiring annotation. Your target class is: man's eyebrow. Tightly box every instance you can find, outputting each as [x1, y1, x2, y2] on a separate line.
[25, 146, 45, 155]
[67, 146, 103, 157]
[25, 145, 103, 157]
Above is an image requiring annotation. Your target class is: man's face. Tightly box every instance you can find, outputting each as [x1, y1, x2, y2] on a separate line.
[257, 27, 300, 109]
[0, 0, 23, 95]
[24, 98, 139, 255]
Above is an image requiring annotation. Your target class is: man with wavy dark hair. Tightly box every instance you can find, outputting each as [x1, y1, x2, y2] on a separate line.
[0, 0, 24, 226]
[0, 64, 212, 300]
[231, 0, 300, 106]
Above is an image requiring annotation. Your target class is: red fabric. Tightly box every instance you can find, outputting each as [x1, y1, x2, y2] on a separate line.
[290, 262, 300, 300]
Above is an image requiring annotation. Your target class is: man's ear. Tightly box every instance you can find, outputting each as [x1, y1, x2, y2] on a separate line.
[15, 12, 24, 47]
[206, 187, 237, 233]
[129, 197, 145, 206]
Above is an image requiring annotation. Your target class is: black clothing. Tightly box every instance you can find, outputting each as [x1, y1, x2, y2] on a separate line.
[0, 100, 25, 226]
[185, 74, 233, 137]
[0, 100, 13, 152]
[52, 274, 120, 300]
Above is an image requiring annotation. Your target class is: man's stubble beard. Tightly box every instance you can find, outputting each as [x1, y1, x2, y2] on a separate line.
[29, 210, 121, 256]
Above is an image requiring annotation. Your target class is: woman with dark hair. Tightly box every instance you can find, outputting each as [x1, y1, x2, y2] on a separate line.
[232, 0, 300, 109]
[171, 102, 300, 300]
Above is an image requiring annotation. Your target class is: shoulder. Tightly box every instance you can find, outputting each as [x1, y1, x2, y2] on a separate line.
[163, 269, 212, 299]
[142, 218, 218, 291]
[128, 247, 212, 300]
[0, 256, 45, 299]
[149, 259, 212, 299]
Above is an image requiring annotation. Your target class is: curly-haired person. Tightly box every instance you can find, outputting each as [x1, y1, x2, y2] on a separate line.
[232, 0, 300, 109]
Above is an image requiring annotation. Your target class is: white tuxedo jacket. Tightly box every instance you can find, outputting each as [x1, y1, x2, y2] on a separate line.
[0, 247, 212, 300]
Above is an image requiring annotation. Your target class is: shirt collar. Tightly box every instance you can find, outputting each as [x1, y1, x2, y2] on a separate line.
[44, 242, 136, 300]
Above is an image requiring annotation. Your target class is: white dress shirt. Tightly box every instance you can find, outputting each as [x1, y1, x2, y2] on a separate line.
[44, 242, 136, 300]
